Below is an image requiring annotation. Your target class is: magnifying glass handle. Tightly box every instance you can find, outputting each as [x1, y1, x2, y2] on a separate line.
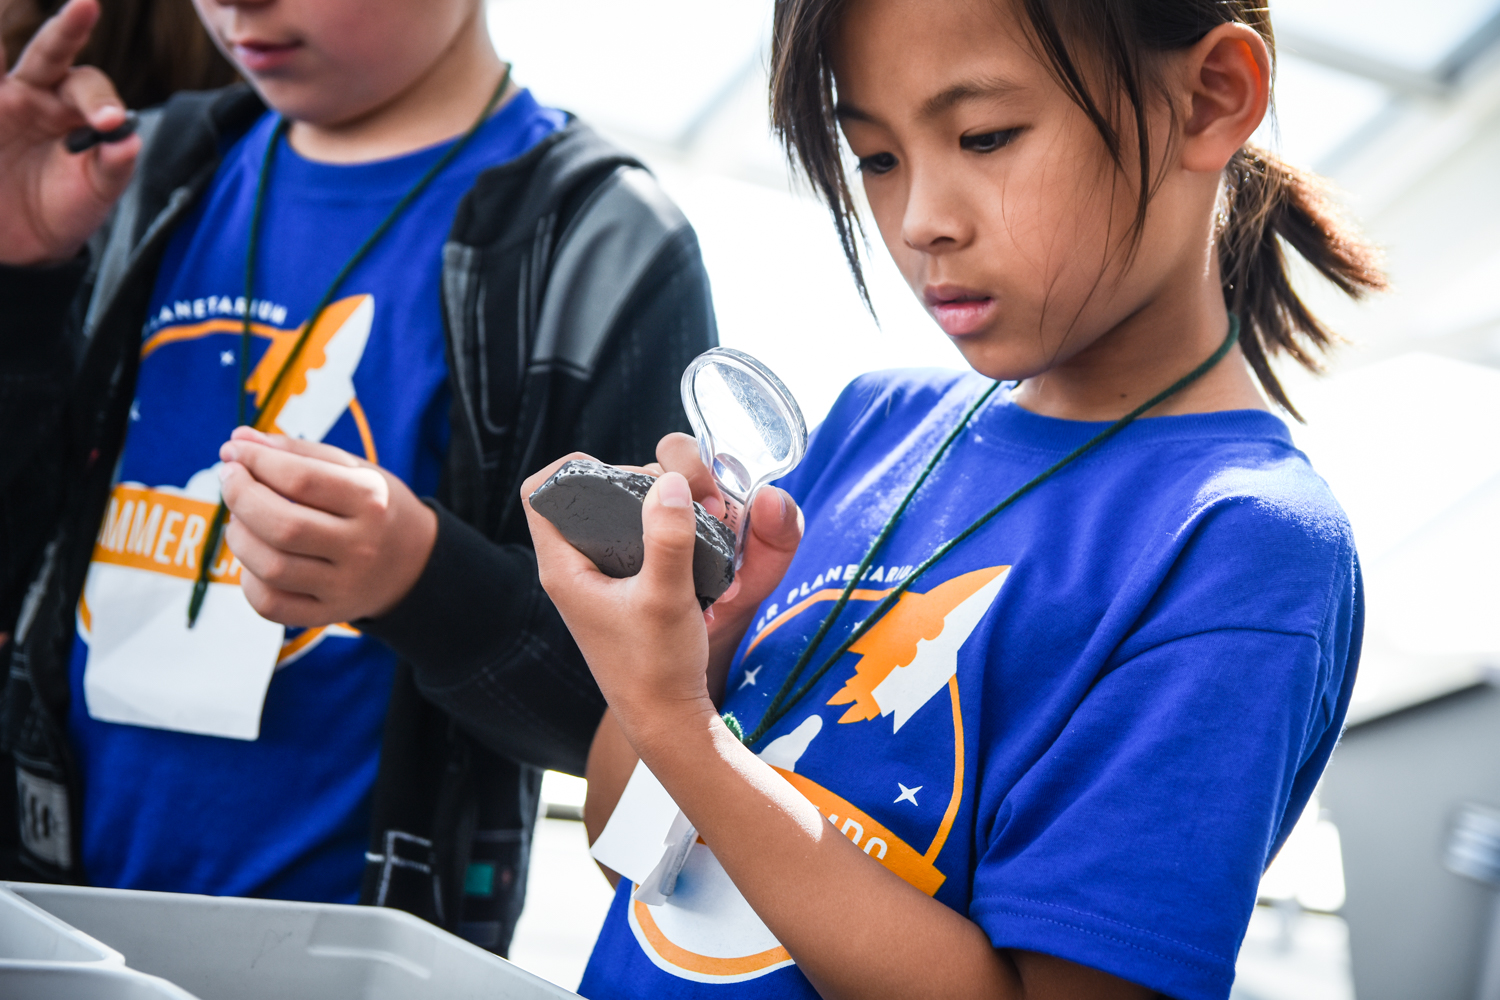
[729, 493, 750, 570]
[722, 483, 770, 570]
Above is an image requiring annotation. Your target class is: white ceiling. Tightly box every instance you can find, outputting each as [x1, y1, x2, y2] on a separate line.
[1275, 0, 1499, 73]
[488, 0, 773, 150]
[489, 0, 1500, 178]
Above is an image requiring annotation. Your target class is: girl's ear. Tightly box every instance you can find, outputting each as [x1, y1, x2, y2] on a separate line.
[1179, 23, 1271, 174]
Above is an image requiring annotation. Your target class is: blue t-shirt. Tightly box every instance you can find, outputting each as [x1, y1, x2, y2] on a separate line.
[68, 92, 565, 902]
[580, 370, 1361, 1000]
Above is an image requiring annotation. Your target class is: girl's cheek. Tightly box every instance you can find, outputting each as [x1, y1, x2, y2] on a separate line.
[865, 191, 920, 282]
[1019, 159, 1121, 289]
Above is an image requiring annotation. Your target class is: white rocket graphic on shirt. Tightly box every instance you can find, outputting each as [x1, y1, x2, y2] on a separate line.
[872, 569, 1009, 731]
[80, 295, 376, 740]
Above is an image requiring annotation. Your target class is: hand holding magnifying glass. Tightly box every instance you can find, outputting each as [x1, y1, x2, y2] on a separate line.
[528, 347, 807, 608]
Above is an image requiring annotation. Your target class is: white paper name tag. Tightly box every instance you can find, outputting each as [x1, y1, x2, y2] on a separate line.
[590, 717, 835, 906]
[590, 759, 700, 903]
[81, 561, 284, 741]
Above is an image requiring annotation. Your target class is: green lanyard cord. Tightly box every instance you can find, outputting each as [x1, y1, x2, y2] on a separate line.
[742, 316, 1241, 746]
[187, 66, 513, 627]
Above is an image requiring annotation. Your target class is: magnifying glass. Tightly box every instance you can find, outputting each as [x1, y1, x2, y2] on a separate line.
[528, 347, 805, 609]
[681, 347, 807, 565]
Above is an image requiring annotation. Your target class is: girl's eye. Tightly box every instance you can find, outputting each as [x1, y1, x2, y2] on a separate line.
[857, 152, 898, 175]
[960, 129, 1020, 154]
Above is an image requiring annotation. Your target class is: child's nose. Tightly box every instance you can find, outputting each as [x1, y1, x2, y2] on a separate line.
[900, 170, 973, 254]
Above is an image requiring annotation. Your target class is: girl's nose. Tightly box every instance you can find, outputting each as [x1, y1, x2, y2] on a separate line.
[900, 169, 973, 255]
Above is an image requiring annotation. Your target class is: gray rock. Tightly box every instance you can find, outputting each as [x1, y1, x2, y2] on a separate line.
[529, 460, 735, 609]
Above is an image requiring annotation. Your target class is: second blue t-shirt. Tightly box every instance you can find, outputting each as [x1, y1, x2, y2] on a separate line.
[581, 369, 1361, 1000]
[68, 91, 565, 902]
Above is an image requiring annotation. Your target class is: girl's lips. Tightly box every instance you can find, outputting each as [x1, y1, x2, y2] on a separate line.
[924, 289, 996, 337]
[231, 40, 302, 74]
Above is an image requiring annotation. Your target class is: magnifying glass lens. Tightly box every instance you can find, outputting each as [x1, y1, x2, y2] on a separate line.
[682, 348, 807, 560]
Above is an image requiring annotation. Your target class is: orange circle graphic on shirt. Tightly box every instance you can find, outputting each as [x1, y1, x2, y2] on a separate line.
[632, 898, 791, 977]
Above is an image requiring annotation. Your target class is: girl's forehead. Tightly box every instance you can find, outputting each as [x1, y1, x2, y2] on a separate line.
[830, 0, 1053, 115]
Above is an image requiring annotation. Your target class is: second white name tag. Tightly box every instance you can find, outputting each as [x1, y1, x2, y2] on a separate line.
[590, 760, 693, 893]
[81, 562, 285, 741]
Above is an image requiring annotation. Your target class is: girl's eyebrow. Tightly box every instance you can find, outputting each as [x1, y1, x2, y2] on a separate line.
[918, 77, 1025, 118]
[835, 76, 1025, 125]
[834, 101, 878, 124]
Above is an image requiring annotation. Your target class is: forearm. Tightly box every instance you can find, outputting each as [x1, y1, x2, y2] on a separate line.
[583, 709, 637, 887]
[628, 705, 1021, 1000]
[360, 502, 605, 774]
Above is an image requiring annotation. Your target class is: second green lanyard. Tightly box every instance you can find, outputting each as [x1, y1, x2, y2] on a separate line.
[187, 68, 513, 627]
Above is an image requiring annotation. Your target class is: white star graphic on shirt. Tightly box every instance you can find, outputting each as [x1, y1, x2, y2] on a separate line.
[220, 350, 235, 366]
[738, 665, 762, 690]
[895, 783, 922, 806]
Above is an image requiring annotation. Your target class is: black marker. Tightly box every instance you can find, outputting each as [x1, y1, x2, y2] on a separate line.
[65, 110, 139, 154]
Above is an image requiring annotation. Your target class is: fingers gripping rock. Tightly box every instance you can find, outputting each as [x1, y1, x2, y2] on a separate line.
[530, 460, 735, 609]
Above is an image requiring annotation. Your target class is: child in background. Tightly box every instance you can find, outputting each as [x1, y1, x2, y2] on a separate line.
[0, 0, 713, 955]
[524, 0, 1381, 996]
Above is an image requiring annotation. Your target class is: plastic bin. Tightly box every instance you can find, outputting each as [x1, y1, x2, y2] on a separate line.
[0, 883, 196, 998]
[0, 964, 202, 1000]
[0, 882, 580, 999]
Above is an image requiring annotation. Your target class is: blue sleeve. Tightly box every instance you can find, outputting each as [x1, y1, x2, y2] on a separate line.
[969, 489, 1361, 1000]
[971, 630, 1329, 998]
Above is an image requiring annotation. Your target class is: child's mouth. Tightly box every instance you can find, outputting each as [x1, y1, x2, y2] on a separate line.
[231, 38, 302, 74]
[924, 286, 996, 337]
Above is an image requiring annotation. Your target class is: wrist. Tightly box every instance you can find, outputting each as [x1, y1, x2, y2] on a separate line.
[367, 496, 438, 618]
[613, 694, 723, 764]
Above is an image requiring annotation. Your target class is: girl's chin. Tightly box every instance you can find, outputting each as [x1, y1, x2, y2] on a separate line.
[947, 336, 1036, 384]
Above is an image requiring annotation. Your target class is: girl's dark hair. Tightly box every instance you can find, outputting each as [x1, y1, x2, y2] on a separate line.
[5, 0, 238, 111]
[769, 0, 1388, 417]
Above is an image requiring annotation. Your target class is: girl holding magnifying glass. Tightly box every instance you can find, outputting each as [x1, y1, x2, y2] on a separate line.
[523, 0, 1382, 997]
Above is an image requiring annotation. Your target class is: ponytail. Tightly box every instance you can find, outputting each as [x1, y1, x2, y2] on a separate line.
[1219, 145, 1387, 420]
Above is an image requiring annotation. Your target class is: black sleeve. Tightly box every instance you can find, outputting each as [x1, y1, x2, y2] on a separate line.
[564, 228, 716, 466]
[358, 503, 604, 776]
[363, 231, 718, 775]
[0, 257, 88, 630]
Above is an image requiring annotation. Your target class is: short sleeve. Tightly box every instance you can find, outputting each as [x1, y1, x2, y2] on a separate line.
[967, 479, 1361, 1000]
